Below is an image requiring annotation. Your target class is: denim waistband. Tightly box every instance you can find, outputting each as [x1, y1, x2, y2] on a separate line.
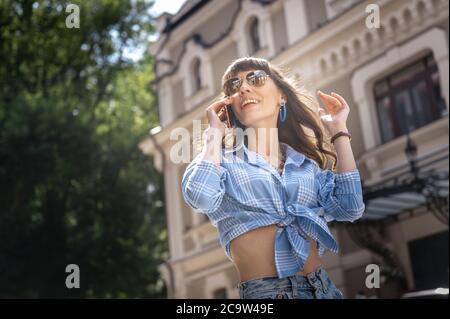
[237, 267, 330, 294]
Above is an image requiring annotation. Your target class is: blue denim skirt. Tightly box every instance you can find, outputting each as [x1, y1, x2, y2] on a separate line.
[237, 267, 344, 299]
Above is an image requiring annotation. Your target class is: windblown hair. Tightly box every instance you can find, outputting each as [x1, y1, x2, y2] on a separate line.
[220, 57, 338, 171]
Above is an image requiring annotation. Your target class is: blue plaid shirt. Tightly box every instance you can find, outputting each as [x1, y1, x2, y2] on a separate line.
[181, 141, 365, 278]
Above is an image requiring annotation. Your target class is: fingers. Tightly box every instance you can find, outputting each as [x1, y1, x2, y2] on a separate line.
[317, 90, 347, 114]
[318, 90, 340, 106]
[330, 92, 348, 107]
[207, 96, 232, 114]
[206, 97, 233, 130]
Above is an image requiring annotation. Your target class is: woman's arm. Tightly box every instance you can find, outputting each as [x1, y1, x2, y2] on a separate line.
[315, 91, 365, 222]
[181, 128, 227, 215]
[329, 125, 356, 173]
[181, 89, 231, 216]
[315, 162, 365, 223]
[200, 128, 223, 166]
[316, 90, 359, 173]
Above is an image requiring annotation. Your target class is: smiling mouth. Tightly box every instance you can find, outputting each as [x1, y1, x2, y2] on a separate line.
[243, 103, 258, 109]
[241, 99, 260, 109]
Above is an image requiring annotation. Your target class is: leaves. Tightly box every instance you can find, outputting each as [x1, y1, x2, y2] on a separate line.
[0, 0, 167, 298]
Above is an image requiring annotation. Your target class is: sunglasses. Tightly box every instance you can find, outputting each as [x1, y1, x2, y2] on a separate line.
[223, 70, 270, 96]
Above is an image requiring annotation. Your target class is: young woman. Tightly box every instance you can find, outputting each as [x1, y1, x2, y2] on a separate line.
[181, 57, 365, 299]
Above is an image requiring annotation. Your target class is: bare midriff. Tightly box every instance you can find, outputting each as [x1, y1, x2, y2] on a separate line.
[230, 224, 322, 282]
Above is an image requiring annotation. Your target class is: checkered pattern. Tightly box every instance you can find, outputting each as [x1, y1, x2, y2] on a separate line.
[181, 141, 365, 278]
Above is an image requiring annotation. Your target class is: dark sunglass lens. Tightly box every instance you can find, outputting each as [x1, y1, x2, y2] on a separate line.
[252, 70, 267, 86]
[225, 78, 240, 95]
[246, 72, 256, 85]
[230, 78, 241, 93]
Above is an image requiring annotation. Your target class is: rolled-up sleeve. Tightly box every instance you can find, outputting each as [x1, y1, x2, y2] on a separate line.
[315, 167, 365, 222]
[181, 158, 228, 215]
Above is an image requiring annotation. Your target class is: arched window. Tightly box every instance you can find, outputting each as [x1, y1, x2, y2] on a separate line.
[248, 17, 261, 54]
[192, 58, 202, 93]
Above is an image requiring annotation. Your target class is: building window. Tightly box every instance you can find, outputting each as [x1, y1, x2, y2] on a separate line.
[374, 53, 446, 143]
[212, 287, 228, 299]
[408, 231, 449, 290]
[192, 58, 202, 93]
[248, 17, 261, 54]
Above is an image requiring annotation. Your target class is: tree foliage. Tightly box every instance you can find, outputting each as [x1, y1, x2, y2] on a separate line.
[0, 0, 167, 298]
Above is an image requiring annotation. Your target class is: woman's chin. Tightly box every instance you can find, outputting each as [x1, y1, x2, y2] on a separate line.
[238, 117, 261, 128]
[236, 113, 272, 127]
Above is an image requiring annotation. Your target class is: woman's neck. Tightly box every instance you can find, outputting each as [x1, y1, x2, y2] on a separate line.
[246, 126, 282, 168]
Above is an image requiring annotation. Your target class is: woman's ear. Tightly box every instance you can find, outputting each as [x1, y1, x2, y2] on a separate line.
[279, 91, 287, 104]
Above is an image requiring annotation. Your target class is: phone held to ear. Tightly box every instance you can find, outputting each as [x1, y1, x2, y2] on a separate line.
[218, 104, 232, 128]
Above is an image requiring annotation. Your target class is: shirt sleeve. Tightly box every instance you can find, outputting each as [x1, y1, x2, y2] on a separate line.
[315, 165, 365, 222]
[181, 155, 228, 215]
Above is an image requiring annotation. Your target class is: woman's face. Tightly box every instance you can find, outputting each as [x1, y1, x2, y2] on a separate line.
[226, 69, 284, 128]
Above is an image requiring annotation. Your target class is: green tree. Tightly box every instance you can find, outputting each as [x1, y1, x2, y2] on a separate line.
[0, 0, 167, 298]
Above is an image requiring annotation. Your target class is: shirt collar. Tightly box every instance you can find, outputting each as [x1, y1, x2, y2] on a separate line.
[280, 142, 307, 167]
[223, 139, 307, 167]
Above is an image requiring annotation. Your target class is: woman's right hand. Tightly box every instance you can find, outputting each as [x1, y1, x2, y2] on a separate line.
[205, 96, 233, 137]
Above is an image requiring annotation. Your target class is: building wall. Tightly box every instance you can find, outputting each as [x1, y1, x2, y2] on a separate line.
[270, 5, 289, 54]
[144, 0, 450, 298]
[305, 0, 328, 31]
[211, 42, 239, 94]
[195, 1, 240, 44]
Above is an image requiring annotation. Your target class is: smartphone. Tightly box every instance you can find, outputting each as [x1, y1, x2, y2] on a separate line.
[218, 103, 232, 128]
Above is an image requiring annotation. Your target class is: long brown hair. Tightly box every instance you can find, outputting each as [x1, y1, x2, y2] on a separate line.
[221, 57, 338, 171]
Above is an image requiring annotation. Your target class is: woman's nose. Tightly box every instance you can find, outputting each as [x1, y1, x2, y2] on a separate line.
[239, 82, 252, 94]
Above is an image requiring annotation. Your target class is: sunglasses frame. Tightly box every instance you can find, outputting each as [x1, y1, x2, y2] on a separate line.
[223, 70, 270, 96]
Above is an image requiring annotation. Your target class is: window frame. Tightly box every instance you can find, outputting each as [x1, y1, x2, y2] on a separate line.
[373, 53, 444, 143]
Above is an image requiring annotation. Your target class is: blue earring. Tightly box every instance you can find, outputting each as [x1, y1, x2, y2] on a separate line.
[279, 101, 287, 122]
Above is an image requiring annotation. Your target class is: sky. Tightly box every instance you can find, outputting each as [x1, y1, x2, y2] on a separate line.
[150, 0, 188, 16]
[123, 0, 187, 61]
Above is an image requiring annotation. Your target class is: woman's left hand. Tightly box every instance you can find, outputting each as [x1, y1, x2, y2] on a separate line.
[316, 90, 350, 135]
